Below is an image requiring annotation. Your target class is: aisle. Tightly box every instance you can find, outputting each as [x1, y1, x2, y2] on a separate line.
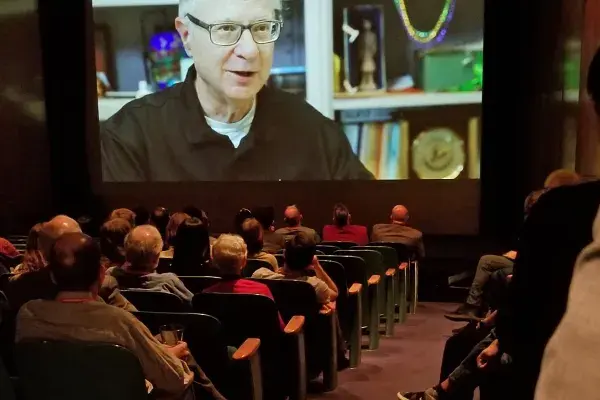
[311, 302, 462, 399]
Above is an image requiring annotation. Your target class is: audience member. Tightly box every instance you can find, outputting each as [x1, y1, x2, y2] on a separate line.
[204, 234, 284, 329]
[109, 225, 193, 303]
[322, 203, 368, 245]
[240, 218, 278, 270]
[371, 205, 425, 259]
[162, 212, 190, 258]
[182, 205, 203, 220]
[252, 232, 337, 304]
[171, 217, 220, 277]
[251, 206, 286, 253]
[132, 205, 150, 226]
[275, 205, 321, 244]
[150, 206, 170, 250]
[233, 208, 253, 235]
[543, 169, 581, 189]
[15, 232, 222, 399]
[0, 238, 20, 273]
[99, 218, 132, 269]
[109, 208, 136, 227]
[532, 49, 600, 400]
[1, 215, 135, 312]
[13, 223, 45, 275]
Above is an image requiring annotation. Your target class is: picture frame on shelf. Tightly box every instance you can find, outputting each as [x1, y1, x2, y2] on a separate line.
[342, 5, 387, 94]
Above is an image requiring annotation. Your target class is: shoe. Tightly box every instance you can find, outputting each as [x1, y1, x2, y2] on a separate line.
[444, 303, 484, 322]
[397, 387, 439, 400]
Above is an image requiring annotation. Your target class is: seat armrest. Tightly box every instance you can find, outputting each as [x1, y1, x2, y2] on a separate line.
[319, 307, 334, 316]
[368, 275, 381, 285]
[232, 338, 261, 361]
[385, 268, 396, 277]
[399, 262, 408, 270]
[284, 315, 305, 335]
[349, 283, 362, 295]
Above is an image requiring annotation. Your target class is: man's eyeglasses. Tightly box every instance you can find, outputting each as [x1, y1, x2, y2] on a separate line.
[186, 13, 283, 46]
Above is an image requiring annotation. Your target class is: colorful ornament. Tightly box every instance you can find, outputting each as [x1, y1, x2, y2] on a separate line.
[394, 0, 456, 45]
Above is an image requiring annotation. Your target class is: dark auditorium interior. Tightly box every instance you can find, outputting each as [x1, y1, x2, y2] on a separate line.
[1, 0, 600, 399]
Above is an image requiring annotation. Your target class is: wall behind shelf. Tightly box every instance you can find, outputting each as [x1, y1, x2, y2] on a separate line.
[94, 2, 306, 91]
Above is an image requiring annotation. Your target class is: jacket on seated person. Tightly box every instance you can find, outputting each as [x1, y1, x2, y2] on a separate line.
[371, 223, 425, 259]
[1, 269, 136, 312]
[108, 266, 193, 304]
[322, 224, 368, 246]
[203, 275, 285, 330]
[252, 267, 332, 305]
[275, 226, 321, 244]
[262, 231, 286, 254]
[16, 299, 195, 399]
[248, 251, 278, 271]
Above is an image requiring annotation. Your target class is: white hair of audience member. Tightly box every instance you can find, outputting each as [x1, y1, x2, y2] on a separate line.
[124, 225, 164, 272]
[212, 234, 248, 275]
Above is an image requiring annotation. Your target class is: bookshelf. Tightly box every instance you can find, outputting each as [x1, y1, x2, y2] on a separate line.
[333, 92, 482, 111]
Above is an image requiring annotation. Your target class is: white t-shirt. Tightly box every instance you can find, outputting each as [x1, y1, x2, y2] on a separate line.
[204, 100, 256, 148]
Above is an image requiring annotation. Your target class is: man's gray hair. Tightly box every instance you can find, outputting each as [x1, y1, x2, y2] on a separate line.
[178, 0, 284, 19]
[212, 234, 247, 275]
[124, 225, 163, 272]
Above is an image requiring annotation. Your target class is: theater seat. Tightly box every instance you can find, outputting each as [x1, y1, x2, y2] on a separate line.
[315, 245, 339, 255]
[320, 241, 358, 250]
[179, 276, 222, 294]
[120, 289, 190, 312]
[243, 259, 274, 277]
[15, 341, 147, 400]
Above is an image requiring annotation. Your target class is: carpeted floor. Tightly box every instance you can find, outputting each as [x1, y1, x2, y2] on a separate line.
[311, 302, 464, 399]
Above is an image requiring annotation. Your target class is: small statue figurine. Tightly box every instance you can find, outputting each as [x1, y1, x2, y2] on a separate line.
[358, 19, 378, 91]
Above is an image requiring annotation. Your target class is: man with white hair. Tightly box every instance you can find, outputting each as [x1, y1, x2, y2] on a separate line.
[108, 225, 193, 303]
[101, 0, 373, 182]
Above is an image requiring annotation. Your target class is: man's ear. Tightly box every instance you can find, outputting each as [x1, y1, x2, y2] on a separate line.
[175, 17, 193, 56]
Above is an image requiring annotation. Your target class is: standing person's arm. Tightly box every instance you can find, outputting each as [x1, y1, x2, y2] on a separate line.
[310, 257, 338, 301]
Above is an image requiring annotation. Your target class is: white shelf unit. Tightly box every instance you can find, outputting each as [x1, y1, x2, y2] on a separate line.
[94, 0, 484, 121]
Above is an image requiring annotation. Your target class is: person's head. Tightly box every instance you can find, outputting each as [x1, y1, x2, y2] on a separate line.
[182, 205, 203, 219]
[19, 223, 45, 274]
[332, 203, 350, 228]
[240, 218, 264, 254]
[0, 238, 19, 259]
[251, 206, 276, 231]
[109, 208, 136, 227]
[363, 19, 372, 30]
[99, 218, 132, 266]
[38, 215, 81, 260]
[234, 208, 253, 234]
[212, 234, 247, 276]
[587, 46, 600, 117]
[172, 217, 211, 266]
[175, 0, 283, 102]
[544, 169, 580, 189]
[166, 212, 191, 247]
[150, 207, 170, 247]
[284, 231, 316, 271]
[283, 205, 302, 227]
[48, 232, 103, 294]
[523, 189, 548, 220]
[390, 205, 409, 224]
[124, 225, 163, 273]
[132, 206, 150, 226]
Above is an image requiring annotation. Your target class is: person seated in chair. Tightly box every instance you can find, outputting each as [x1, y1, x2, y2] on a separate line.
[204, 234, 284, 329]
[99, 218, 132, 269]
[171, 218, 220, 277]
[275, 205, 321, 244]
[108, 208, 136, 228]
[252, 232, 337, 305]
[108, 225, 193, 304]
[371, 205, 425, 259]
[2, 215, 135, 312]
[239, 218, 278, 270]
[16, 232, 225, 400]
[251, 206, 285, 254]
[322, 203, 368, 245]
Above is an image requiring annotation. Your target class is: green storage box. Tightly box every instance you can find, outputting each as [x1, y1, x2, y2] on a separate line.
[418, 41, 483, 92]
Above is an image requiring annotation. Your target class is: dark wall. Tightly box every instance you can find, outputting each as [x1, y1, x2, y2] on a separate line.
[0, 6, 52, 234]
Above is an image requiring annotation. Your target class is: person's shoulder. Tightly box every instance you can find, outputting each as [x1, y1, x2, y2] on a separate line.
[261, 86, 336, 129]
[252, 267, 281, 279]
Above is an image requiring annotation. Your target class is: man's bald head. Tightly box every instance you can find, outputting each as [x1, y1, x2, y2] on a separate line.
[48, 232, 102, 292]
[391, 205, 409, 224]
[284, 205, 302, 227]
[124, 225, 164, 272]
[39, 215, 82, 259]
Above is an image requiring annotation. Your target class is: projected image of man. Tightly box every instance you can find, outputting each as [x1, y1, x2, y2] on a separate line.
[100, 0, 373, 182]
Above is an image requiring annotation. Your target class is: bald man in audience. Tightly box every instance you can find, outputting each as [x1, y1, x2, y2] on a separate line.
[371, 205, 425, 259]
[275, 205, 321, 243]
[0, 215, 135, 312]
[109, 208, 136, 227]
[108, 225, 193, 304]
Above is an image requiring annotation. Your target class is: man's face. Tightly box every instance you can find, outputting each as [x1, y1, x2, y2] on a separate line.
[178, 0, 279, 100]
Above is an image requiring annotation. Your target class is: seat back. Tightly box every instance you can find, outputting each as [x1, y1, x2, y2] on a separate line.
[317, 255, 368, 288]
[120, 289, 189, 312]
[334, 250, 384, 313]
[243, 259, 274, 278]
[179, 276, 222, 294]
[318, 260, 350, 337]
[368, 242, 415, 262]
[320, 241, 358, 250]
[133, 311, 231, 393]
[353, 246, 399, 270]
[15, 341, 147, 400]
[274, 254, 285, 267]
[315, 245, 339, 255]
[156, 257, 172, 273]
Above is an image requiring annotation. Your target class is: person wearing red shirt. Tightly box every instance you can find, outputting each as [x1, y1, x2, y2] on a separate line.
[203, 234, 285, 330]
[322, 203, 368, 246]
